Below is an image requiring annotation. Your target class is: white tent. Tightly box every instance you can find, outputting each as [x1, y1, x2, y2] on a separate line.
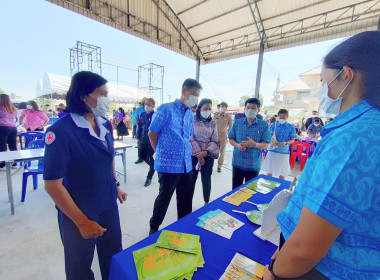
[37, 72, 152, 103]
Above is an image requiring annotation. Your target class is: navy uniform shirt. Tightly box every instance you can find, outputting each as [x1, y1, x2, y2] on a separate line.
[43, 113, 117, 219]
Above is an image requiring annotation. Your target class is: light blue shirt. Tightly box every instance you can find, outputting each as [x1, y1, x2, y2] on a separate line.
[149, 100, 193, 173]
[270, 121, 297, 154]
[135, 106, 145, 133]
[277, 100, 380, 280]
[228, 117, 271, 171]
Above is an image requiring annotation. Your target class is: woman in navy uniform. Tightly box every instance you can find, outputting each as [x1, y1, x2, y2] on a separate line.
[43, 71, 127, 280]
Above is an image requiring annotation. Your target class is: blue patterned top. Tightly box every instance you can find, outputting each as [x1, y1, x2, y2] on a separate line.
[135, 105, 145, 133]
[149, 100, 194, 173]
[270, 121, 297, 154]
[277, 100, 380, 280]
[228, 117, 271, 171]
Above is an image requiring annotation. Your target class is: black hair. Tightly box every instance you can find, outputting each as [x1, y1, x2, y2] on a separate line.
[245, 98, 260, 108]
[65, 71, 108, 116]
[323, 31, 380, 109]
[220, 102, 228, 107]
[182, 78, 202, 90]
[270, 116, 276, 123]
[278, 109, 289, 117]
[196, 98, 212, 122]
[314, 117, 321, 123]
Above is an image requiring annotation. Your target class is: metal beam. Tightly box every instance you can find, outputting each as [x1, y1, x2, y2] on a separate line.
[177, 0, 209, 16]
[196, 58, 200, 81]
[246, 0, 267, 45]
[378, 16, 380, 30]
[254, 42, 264, 98]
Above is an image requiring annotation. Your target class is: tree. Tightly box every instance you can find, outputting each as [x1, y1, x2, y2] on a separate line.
[239, 95, 264, 107]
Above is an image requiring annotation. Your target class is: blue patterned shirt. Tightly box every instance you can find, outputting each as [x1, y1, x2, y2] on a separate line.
[277, 100, 380, 280]
[270, 121, 297, 154]
[149, 100, 194, 173]
[228, 117, 271, 171]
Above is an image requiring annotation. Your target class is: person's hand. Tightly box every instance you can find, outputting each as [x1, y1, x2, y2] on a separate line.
[137, 139, 141, 147]
[78, 219, 107, 239]
[279, 141, 287, 146]
[237, 143, 246, 151]
[117, 187, 127, 204]
[241, 137, 256, 148]
[262, 265, 275, 280]
[197, 151, 207, 159]
[271, 139, 277, 145]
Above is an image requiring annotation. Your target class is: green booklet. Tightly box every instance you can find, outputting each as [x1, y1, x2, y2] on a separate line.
[245, 178, 280, 194]
[156, 230, 200, 255]
[133, 243, 203, 280]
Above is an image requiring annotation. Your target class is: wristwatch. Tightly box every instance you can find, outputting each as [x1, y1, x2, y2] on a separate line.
[115, 178, 120, 187]
[269, 259, 289, 280]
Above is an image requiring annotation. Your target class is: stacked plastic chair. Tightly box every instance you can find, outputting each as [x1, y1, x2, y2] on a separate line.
[21, 139, 45, 202]
[290, 141, 310, 171]
[18, 132, 45, 150]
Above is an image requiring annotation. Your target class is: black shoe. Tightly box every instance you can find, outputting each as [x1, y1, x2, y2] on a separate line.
[149, 227, 158, 236]
[134, 159, 143, 164]
[144, 178, 152, 187]
[217, 167, 221, 173]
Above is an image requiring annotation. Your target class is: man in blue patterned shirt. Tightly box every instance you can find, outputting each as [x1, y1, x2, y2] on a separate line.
[148, 78, 202, 235]
[228, 98, 271, 189]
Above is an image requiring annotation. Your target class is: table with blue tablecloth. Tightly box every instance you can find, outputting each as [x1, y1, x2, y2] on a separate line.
[109, 174, 290, 280]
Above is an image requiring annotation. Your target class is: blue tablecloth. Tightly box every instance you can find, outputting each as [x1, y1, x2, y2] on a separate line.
[109, 175, 290, 280]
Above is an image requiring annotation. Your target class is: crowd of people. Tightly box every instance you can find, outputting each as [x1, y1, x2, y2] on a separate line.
[0, 31, 378, 280]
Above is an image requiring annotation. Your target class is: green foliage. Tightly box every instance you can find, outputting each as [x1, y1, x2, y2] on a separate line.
[239, 95, 264, 107]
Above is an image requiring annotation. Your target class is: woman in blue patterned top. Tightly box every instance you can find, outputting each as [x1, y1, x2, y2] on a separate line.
[263, 31, 380, 280]
[262, 109, 297, 180]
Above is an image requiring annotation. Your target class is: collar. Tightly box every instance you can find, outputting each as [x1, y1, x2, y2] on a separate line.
[243, 117, 258, 125]
[321, 100, 373, 137]
[174, 99, 188, 111]
[70, 113, 108, 141]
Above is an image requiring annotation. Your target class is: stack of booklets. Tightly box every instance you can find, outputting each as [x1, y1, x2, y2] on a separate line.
[196, 209, 245, 239]
[222, 187, 256, 206]
[219, 253, 265, 280]
[245, 178, 281, 194]
[133, 230, 204, 280]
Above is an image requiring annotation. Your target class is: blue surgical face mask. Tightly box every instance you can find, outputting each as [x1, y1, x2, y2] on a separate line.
[317, 69, 353, 115]
[184, 95, 198, 108]
[245, 109, 257, 119]
[85, 94, 110, 117]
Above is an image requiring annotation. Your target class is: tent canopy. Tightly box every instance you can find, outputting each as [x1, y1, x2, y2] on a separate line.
[47, 0, 379, 64]
[38, 72, 152, 103]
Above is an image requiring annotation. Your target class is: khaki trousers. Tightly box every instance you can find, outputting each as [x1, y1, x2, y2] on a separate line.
[218, 136, 228, 167]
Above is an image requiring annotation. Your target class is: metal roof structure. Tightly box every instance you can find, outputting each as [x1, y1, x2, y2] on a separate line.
[46, 0, 380, 65]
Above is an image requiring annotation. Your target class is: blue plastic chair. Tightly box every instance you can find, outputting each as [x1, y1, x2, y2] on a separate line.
[18, 132, 45, 150]
[301, 140, 317, 157]
[21, 139, 45, 202]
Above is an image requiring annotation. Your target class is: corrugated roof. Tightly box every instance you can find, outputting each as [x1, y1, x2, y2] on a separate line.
[46, 0, 380, 64]
[300, 65, 322, 76]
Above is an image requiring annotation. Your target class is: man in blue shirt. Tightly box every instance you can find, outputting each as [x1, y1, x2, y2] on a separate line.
[136, 98, 156, 187]
[131, 107, 137, 138]
[228, 98, 271, 189]
[148, 78, 201, 235]
[134, 98, 147, 164]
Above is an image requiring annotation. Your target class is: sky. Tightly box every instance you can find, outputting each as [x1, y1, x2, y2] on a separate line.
[0, 0, 346, 106]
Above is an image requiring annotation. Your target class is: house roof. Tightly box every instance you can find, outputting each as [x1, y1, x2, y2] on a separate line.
[277, 79, 310, 93]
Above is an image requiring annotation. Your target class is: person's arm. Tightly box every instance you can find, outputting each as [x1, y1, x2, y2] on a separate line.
[263, 207, 342, 279]
[227, 115, 233, 134]
[45, 179, 107, 239]
[148, 131, 158, 152]
[205, 122, 220, 158]
[229, 138, 246, 151]
[112, 159, 127, 204]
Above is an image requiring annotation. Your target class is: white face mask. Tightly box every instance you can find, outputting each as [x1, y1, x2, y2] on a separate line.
[317, 69, 353, 115]
[279, 119, 286, 125]
[245, 109, 257, 119]
[200, 110, 211, 119]
[220, 107, 226, 113]
[145, 105, 153, 112]
[85, 95, 110, 117]
[26, 105, 33, 110]
[184, 95, 198, 108]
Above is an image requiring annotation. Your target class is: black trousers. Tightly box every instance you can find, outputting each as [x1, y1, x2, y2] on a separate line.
[191, 156, 214, 203]
[140, 141, 155, 179]
[232, 167, 259, 189]
[150, 170, 194, 231]
[0, 126, 17, 168]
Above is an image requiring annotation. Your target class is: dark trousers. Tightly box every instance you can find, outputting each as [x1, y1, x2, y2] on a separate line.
[132, 125, 136, 138]
[150, 170, 194, 231]
[141, 141, 155, 179]
[232, 167, 259, 189]
[0, 126, 17, 168]
[57, 206, 122, 280]
[191, 156, 214, 203]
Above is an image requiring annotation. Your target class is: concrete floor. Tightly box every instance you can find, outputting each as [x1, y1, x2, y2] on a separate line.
[0, 135, 301, 280]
